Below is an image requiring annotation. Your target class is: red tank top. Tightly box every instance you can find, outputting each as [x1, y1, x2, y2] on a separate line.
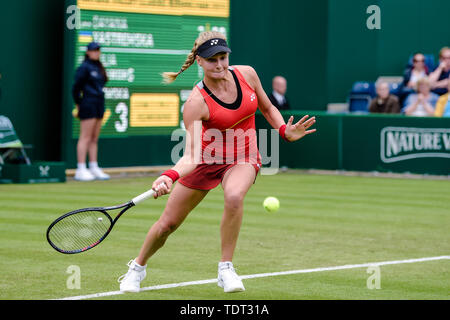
[196, 66, 261, 165]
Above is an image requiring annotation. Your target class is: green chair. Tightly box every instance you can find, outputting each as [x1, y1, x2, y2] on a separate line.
[0, 115, 31, 165]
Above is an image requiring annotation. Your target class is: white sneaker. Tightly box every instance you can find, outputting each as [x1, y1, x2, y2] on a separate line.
[74, 168, 95, 181]
[118, 259, 147, 293]
[217, 261, 245, 293]
[89, 167, 110, 180]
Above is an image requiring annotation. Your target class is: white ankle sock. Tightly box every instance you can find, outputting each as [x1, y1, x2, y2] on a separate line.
[77, 163, 87, 170]
[133, 259, 147, 270]
[219, 261, 233, 270]
[89, 161, 99, 169]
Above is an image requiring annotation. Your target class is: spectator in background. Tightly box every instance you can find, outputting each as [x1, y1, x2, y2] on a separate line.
[268, 76, 290, 110]
[434, 79, 450, 117]
[429, 47, 450, 95]
[402, 53, 430, 89]
[72, 42, 110, 181]
[369, 81, 401, 113]
[402, 77, 438, 116]
[399, 53, 430, 105]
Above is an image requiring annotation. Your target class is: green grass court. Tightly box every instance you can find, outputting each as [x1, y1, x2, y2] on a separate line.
[0, 172, 449, 300]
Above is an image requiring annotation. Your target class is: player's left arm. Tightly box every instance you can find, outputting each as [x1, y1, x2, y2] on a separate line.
[237, 65, 316, 142]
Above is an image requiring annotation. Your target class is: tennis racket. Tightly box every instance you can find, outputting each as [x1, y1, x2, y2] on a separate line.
[46, 185, 163, 254]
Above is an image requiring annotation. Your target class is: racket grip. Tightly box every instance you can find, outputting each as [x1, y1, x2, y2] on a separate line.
[131, 183, 165, 205]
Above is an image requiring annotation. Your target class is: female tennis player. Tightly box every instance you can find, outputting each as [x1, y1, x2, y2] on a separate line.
[118, 31, 316, 293]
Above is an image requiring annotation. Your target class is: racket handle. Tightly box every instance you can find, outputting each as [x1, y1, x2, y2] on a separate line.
[131, 183, 165, 205]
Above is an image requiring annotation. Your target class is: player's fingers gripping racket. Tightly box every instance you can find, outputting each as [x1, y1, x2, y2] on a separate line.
[46, 184, 165, 254]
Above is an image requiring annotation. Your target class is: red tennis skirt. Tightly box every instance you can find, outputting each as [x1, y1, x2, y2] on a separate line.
[178, 163, 261, 191]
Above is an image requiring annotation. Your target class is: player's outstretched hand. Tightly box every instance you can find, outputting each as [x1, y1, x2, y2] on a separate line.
[284, 115, 316, 142]
[152, 175, 173, 199]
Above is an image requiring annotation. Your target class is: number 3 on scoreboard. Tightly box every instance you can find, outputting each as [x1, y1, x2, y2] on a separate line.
[115, 102, 128, 133]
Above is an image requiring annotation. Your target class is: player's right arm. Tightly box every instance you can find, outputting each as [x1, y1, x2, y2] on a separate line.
[152, 88, 209, 197]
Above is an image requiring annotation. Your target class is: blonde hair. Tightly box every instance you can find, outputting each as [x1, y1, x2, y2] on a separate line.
[439, 46, 450, 59]
[415, 76, 430, 91]
[161, 31, 228, 84]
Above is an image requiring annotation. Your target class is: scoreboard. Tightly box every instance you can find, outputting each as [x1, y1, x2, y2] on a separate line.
[71, 0, 229, 138]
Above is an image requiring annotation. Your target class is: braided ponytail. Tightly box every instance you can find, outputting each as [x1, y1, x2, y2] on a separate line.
[162, 48, 197, 84]
[162, 31, 227, 84]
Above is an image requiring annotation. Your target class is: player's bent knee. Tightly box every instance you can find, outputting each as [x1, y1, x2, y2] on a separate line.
[156, 218, 178, 238]
[224, 192, 244, 211]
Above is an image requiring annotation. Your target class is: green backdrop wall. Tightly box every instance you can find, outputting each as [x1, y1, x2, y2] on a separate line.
[326, 0, 450, 103]
[0, 0, 65, 162]
[229, 0, 329, 110]
[231, 0, 450, 107]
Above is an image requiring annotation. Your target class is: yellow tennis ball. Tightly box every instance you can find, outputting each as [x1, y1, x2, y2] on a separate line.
[263, 196, 280, 213]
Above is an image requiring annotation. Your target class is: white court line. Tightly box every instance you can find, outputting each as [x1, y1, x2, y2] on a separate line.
[55, 255, 450, 300]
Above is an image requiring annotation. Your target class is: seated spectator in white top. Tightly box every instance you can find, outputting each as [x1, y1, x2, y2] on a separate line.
[403, 53, 430, 89]
[402, 77, 439, 116]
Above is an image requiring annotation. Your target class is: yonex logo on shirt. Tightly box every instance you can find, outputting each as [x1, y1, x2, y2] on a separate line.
[250, 93, 256, 102]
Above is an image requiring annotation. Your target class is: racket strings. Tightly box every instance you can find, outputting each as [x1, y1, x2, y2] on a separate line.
[48, 211, 111, 252]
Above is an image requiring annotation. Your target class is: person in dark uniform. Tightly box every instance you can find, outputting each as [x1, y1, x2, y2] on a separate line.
[72, 42, 110, 181]
[268, 76, 290, 110]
